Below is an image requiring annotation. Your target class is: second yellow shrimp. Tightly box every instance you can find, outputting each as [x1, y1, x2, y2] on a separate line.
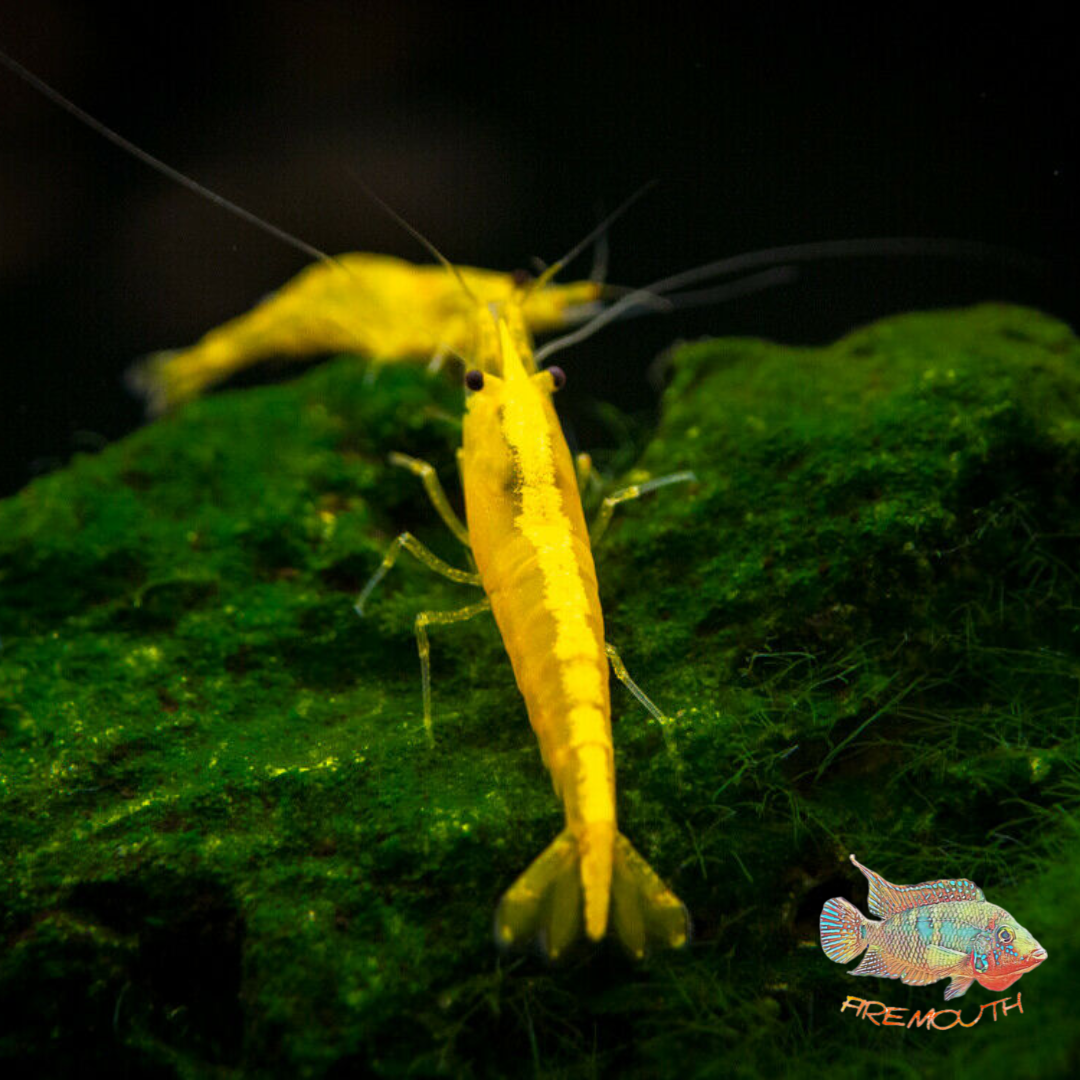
[126, 253, 602, 415]
[359, 283, 691, 957]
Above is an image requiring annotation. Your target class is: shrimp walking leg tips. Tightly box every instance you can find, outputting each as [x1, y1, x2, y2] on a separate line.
[356, 294, 692, 958]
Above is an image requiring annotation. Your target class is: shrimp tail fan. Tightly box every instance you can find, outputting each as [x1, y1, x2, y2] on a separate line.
[495, 829, 689, 959]
[124, 350, 189, 416]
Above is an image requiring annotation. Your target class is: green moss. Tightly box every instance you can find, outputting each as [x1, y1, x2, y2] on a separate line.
[1, 305, 1078, 1077]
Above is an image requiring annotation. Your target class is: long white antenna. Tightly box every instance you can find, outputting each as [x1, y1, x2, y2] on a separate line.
[349, 175, 480, 305]
[529, 181, 658, 293]
[639, 236, 1044, 296]
[535, 267, 796, 363]
[0, 46, 335, 267]
[535, 235, 1046, 364]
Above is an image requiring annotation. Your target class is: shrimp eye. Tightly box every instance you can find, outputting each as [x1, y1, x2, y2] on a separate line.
[511, 268, 532, 287]
[465, 370, 484, 391]
[997, 927, 1015, 944]
[548, 366, 566, 391]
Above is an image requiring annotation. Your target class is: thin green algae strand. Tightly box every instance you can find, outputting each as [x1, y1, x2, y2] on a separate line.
[1, 304, 1079, 1078]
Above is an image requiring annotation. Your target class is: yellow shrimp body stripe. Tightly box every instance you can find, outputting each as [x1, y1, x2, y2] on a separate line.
[462, 302, 688, 955]
[127, 253, 601, 413]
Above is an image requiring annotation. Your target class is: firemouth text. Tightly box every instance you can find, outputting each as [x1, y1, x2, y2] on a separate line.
[839, 993, 1024, 1030]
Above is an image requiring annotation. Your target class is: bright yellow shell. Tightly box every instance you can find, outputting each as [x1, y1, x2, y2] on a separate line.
[126, 253, 601, 414]
[461, 301, 689, 956]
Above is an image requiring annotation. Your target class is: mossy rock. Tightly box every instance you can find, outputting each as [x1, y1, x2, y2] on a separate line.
[1, 304, 1077, 1078]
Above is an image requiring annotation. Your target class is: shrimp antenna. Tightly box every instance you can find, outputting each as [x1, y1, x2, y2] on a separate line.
[0, 47, 335, 267]
[634, 236, 1046, 296]
[350, 175, 480, 306]
[535, 234, 1048, 364]
[534, 266, 798, 364]
[588, 210, 610, 285]
[529, 180, 659, 294]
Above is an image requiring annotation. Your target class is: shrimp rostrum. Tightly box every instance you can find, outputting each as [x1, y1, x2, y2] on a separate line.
[359, 276, 692, 959]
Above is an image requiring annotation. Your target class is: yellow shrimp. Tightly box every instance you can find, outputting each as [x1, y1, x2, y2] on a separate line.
[358, 281, 692, 958]
[125, 254, 602, 415]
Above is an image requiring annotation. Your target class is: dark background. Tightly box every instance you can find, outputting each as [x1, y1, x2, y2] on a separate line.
[1, 1, 1076, 497]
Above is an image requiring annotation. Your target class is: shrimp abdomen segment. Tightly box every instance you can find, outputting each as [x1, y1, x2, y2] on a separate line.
[483, 535, 609, 749]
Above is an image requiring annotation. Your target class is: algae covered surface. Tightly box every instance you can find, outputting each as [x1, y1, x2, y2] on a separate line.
[2, 304, 1079, 1078]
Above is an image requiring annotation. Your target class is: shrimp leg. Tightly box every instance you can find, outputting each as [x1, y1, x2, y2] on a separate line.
[574, 452, 600, 498]
[589, 472, 697, 546]
[605, 643, 683, 775]
[388, 452, 471, 546]
[354, 532, 480, 616]
[415, 599, 492, 745]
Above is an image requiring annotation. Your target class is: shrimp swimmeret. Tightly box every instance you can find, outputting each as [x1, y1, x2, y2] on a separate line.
[357, 281, 693, 958]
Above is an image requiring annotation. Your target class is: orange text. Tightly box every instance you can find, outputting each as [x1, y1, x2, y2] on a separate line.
[839, 993, 1023, 1030]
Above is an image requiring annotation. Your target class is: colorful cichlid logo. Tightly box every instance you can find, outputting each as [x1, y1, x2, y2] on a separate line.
[820, 854, 1048, 1001]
